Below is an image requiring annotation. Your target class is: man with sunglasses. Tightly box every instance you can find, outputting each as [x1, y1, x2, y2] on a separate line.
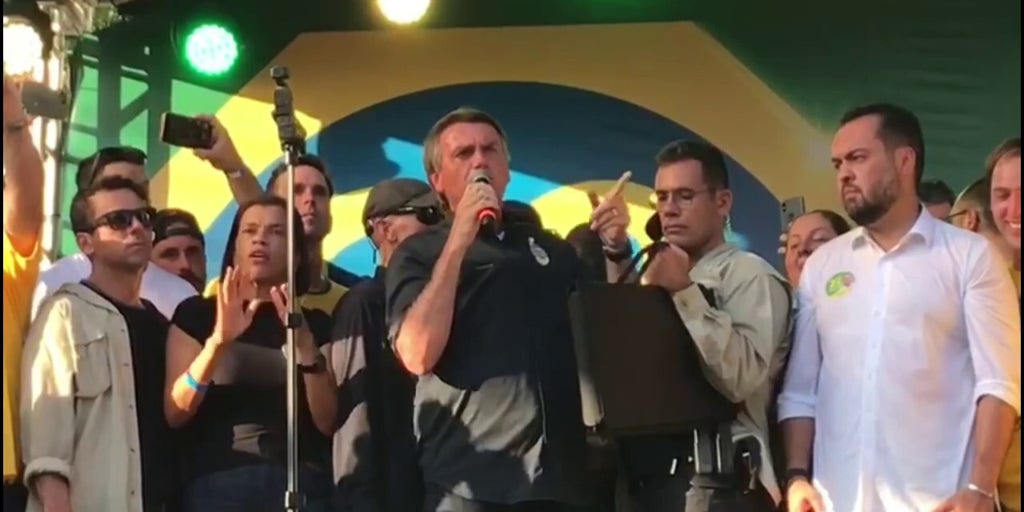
[3, 73, 47, 512]
[31, 146, 198, 320]
[328, 178, 440, 512]
[21, 176, 178, 512]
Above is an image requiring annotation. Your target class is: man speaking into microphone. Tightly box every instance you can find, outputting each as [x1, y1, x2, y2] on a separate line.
[386, 107, 632, 512]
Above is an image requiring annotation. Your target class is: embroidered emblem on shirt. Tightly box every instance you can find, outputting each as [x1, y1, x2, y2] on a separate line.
[825, 271, 855, 298]
[528, 237, 550, 266]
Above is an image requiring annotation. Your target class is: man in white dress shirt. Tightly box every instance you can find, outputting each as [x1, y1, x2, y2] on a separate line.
[778, 104, 1021, 512]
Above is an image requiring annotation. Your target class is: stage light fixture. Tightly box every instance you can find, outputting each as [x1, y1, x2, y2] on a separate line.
[3, 0, 53, 78]
[378, 0, 430, 24]
[182, 22, 238, 76]
[3, 16, 43, 76]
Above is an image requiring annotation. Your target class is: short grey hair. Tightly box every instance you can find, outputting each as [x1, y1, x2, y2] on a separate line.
[422, 107, 510, 176]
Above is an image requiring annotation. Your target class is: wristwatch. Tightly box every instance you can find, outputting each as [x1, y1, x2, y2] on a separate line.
[298, 352, 327, 374]
[784, 468, 811, 489]
[225, 168, 246, 179]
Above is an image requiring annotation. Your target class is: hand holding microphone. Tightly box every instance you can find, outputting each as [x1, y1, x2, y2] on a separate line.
[472, 172, 500, 229]
[451, 170, 502, 246]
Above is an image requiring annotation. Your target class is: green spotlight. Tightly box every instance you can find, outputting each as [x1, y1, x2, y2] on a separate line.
[183, 22, 238, 76]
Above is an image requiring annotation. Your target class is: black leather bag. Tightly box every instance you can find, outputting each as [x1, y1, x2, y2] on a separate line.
[569, 242, 738, 437]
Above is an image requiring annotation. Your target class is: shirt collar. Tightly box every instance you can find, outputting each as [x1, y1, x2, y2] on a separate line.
[851, 204, 937, 251]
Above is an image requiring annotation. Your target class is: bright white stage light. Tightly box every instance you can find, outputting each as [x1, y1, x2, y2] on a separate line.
[3, 16, 44, 77]
[377, 0, 430, 24]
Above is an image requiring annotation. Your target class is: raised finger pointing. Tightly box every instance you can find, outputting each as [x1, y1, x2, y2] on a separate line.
[606, 171, 633, 199]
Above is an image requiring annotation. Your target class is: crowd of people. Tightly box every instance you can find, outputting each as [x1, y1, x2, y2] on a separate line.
[2, 68, 1021, 512]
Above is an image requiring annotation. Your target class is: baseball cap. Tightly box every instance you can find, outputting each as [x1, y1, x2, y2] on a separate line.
[153, 208, 205, 246]
[645, 212, 663, 240]
[76, 146, 147, 191]
[362, 178, 439, 224]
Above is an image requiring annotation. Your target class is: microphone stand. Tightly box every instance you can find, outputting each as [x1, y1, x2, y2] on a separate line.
[270, 65, 307, 512]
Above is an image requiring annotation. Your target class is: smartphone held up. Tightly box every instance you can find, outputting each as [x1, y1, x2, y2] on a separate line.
[159, 112, 214, 149]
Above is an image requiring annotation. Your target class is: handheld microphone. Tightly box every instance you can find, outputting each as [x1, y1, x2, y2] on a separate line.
[471, 172, 500, 229]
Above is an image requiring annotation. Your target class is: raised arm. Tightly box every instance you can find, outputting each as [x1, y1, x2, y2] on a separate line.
[192, 115, 263, 204]
[3, 75, 45, 255]
[388, 181, 496, 375]
[388, 237, 466, 376]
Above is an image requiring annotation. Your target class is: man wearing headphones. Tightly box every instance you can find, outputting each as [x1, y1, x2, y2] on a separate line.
[327, 178, 441, 512]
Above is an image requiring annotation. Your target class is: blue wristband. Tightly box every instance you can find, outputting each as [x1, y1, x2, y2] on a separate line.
[185, 372, 208, 392]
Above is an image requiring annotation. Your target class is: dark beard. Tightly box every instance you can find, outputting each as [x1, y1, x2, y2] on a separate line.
[845, 178, 900, 227]
[847, 199, 892, 226]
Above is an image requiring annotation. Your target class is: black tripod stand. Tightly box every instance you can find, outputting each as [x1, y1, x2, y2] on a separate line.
[270, 65, 307, 512]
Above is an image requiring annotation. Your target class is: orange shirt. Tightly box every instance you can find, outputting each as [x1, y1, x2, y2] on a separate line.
[3, 230, 42, 480]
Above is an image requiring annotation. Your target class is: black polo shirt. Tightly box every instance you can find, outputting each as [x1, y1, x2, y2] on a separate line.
[385, 221, 588, 506]
[329, 267, 421, 512]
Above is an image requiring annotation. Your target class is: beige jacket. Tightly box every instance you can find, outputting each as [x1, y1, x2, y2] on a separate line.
[20, 282, 145, 512]
[669, 243, 792, 504]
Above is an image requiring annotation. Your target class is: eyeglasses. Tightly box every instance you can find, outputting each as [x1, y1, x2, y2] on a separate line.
[86, 207, 157, 232]
[654, 188, 713, 208]
[944, 211, 968, 224]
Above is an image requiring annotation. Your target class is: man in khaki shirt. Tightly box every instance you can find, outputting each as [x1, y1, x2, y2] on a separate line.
[620, 140, 791, 511]
[988, 136, 1022, 512]
[21, 177, 173, 512]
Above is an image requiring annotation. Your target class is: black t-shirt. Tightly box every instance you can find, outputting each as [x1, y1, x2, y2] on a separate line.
[385, 222, 588, 505]
[330, 267, 421, 512]
[170, 296, 333, 481]
[81, 282, 175, 510]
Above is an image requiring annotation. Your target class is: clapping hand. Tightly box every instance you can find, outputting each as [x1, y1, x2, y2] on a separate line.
[211, 266, 261, 346]
[269, 284, 318, 358]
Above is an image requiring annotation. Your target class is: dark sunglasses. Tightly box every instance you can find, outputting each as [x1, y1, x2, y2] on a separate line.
[364, 206, 443, 236]
[394, 206, 442, 226]
[85, 207, 157, 232]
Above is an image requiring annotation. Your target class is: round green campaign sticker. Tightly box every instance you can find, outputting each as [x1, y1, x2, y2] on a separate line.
[825, 272, 856, 298]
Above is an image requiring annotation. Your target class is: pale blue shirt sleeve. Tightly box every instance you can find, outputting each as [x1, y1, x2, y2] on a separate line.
[777, 264, 822, 421]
